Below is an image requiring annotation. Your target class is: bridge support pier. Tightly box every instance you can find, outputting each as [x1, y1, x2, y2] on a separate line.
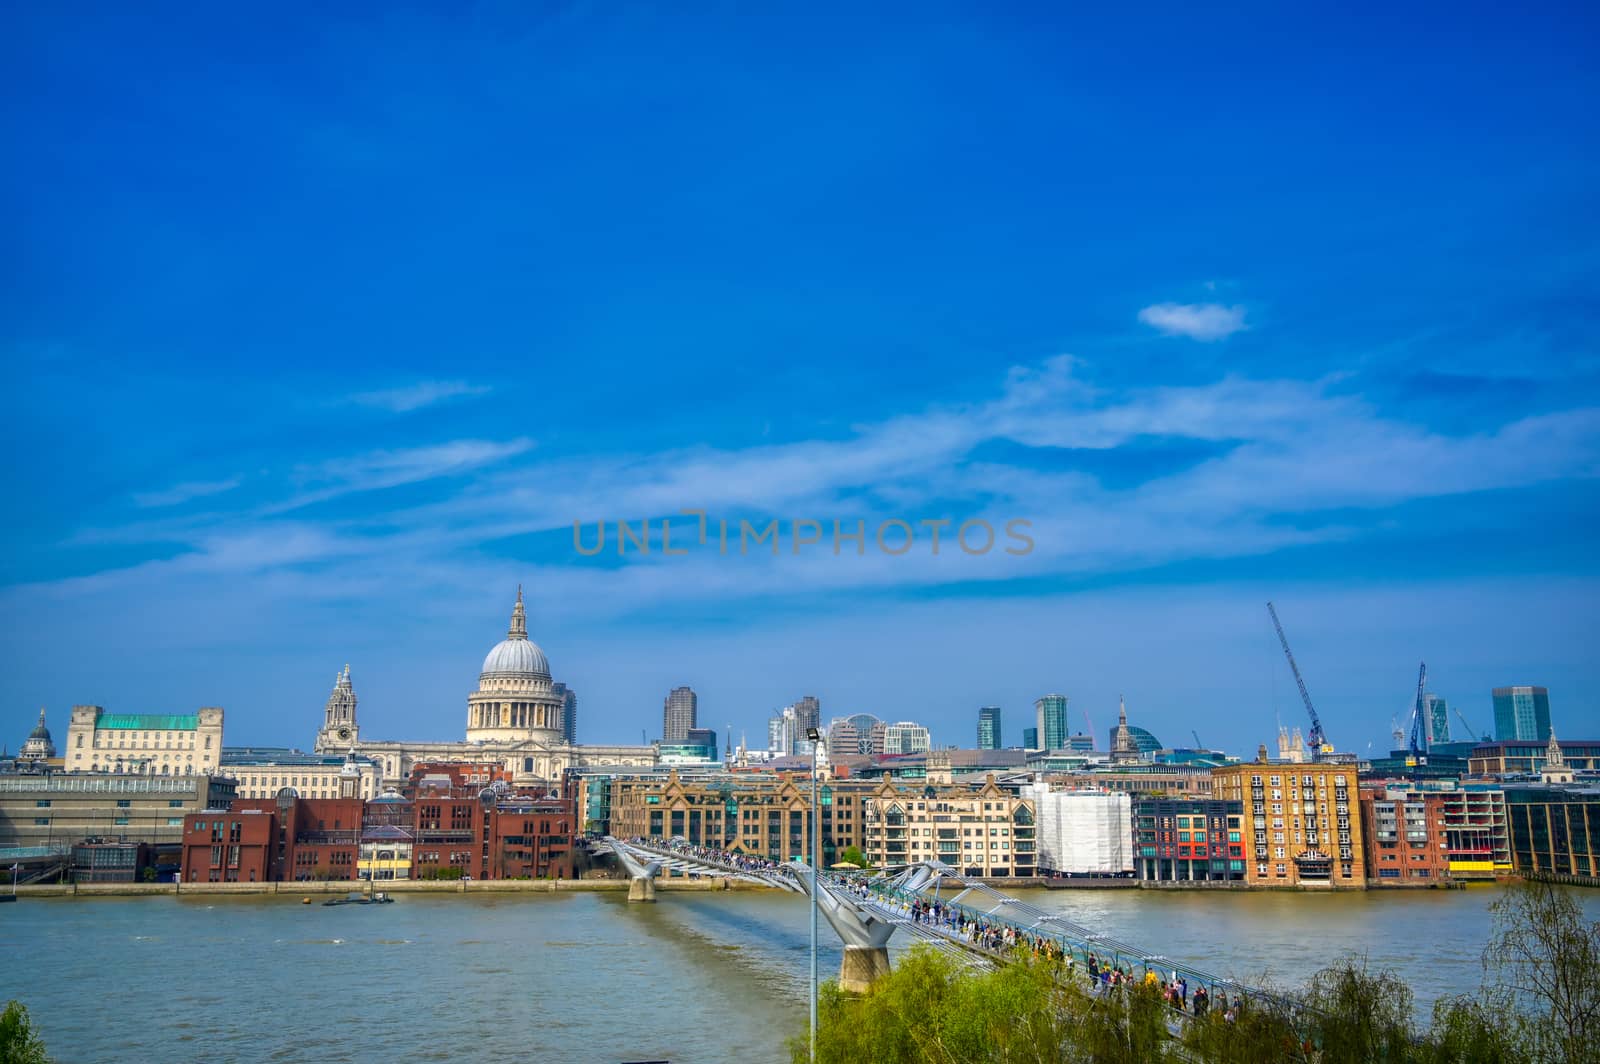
[791, 863, 898, 993]
[606, 840, 663, 903]
[839, 945, 892, 993]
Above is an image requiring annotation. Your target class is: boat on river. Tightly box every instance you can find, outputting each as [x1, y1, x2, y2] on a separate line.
[322, 891, 395, 906]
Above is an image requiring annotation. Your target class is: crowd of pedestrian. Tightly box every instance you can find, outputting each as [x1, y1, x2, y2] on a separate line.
[630, 836, 1256, 1025]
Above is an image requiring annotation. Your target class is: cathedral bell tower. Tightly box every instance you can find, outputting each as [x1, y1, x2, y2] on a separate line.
[315, 664, 360, 754]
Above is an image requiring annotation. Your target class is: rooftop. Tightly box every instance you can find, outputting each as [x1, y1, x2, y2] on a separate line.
[94, 713, 199, 731]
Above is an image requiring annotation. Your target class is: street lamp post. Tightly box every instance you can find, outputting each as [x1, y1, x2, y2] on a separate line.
[806, 726, 822, 1062]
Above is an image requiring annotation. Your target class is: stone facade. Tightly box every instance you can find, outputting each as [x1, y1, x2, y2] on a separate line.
[65, 705, 224, 776]
[315, 590, 656, 788]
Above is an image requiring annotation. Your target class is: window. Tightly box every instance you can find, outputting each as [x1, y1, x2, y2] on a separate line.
[35, 800, 50, 808]
[115, 817, 129, 825]
[33, 817, 48, 826]
[167, 818, 184, 826]
[116, 799, 131, 808]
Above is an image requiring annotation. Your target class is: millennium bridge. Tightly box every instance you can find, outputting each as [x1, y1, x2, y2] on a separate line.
[596, 836, 1280, 1024]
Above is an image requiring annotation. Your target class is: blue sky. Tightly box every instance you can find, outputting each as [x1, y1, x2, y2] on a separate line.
[4, 3, 1598, 755]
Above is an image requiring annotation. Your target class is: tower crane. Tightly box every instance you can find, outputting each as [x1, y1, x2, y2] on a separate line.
[1266, 602, 1330, 759]
[1407, 662, 1428, 774]
[1453, 707, 1486, 744]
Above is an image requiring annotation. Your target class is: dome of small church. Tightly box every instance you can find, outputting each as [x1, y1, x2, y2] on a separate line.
[479, 587, 550, 680]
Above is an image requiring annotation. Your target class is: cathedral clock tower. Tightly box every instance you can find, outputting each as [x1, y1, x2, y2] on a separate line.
[314, 664, 360, 753]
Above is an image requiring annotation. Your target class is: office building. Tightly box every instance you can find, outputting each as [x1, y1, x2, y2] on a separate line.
[552, 682, 578, 745]
[826, 714, 886, 760]
[1503, 785, 1600, 883]
[977, 707, 1002, 750]
[882, 721, 931, 755]
[2, 772, 238, 851]
[1492, 686, 1551, 742]
[1468, 737, 1600, 777]
[794, 696, 821, 737]
[219, 747, 382, 801]
[1035, 694, 1069, 751]
[605, 768, 871, 865]
[1022, 727, 1039, 750]
[65, 705, 225, 777]
[663, 686, 698, 744]
[1422, 693, 1450, 746]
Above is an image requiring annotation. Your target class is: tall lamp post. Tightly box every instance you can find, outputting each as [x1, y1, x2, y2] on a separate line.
[806, 726, 822, 1062]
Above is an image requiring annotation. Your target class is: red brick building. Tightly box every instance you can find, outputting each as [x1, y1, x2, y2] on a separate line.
[182, 790, 577, 882]
[411, 793, 576, 879]
[181, 808, 276, 882]
[405, 761, 513, 796]
[1360, 786, 1451, 886]
[182, 797, 366, 883]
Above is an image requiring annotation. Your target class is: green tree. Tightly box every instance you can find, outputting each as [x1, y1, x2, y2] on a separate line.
[837, 845, 869, 870]
[1424, 996, 1520, 1064]
[1303, 957, 1418, 1063]
[1477, 878, 1600, 1064]
[793, 946, 1074, 1064]
[0, 1001, 51, 1064]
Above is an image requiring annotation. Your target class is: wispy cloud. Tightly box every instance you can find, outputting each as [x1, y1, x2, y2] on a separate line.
[349, 380, 492, 413]
[1138, 302, 1248, 341]
[269, 438, 535, 514]
[131, 477, 242, 508]
[31, 358, 1600, 620]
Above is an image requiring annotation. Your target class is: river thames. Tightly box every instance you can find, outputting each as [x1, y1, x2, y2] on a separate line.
[5, 885, 1597, 1063]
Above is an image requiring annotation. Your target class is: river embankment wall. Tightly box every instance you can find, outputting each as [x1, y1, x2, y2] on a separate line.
[11, 877, 766, 898]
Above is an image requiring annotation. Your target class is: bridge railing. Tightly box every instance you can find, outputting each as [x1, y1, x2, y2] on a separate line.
[855, 867, 1292, 1022]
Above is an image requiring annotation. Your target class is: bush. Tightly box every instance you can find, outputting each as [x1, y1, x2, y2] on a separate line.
[0, 1001, 50, 1064]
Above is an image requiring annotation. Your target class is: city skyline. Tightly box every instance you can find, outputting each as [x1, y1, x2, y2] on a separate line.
[5, 7, 1598, 755]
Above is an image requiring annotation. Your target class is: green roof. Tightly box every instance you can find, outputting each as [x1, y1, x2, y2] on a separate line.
[94, 713, 199, 731]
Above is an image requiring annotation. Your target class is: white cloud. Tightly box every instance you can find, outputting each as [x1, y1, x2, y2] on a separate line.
[131, 477, 242, 508]
[1137, 302, 1248, 341]
[349, 380, 492, 413]
[26, 359, 1600, 620]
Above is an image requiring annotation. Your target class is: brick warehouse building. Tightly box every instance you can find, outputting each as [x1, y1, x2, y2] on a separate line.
[181, 788, 575, 882]
[182, 795, 365, 883]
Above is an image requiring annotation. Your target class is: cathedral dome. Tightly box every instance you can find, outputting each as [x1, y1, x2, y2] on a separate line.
[29, 718, 51, 741]
[482, 637, 550, 679]
[479, 588, 551, 680]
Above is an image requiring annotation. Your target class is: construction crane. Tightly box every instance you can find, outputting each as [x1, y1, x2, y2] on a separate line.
[1453, 707, 1486, 744]
[1407, 662, 1428, 773]
[1390, 717, 1405, 748]
[1192, 729, 1204, 750]
[1266, 602, 1330, 758]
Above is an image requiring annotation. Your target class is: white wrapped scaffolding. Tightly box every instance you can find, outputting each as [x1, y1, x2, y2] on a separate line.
[1028, 783, 1133, 875]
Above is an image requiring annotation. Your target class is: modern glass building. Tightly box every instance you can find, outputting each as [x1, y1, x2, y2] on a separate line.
[883, 721, 931, 755]
[1022, 727, 1039, 750]
[1492, 686, 1551, 742]
[977, 706, 1002, 750]
[1422, 693, 1450, 746]
[1107, 725, 1164, 756]
[1034, 694, 1069, 751]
